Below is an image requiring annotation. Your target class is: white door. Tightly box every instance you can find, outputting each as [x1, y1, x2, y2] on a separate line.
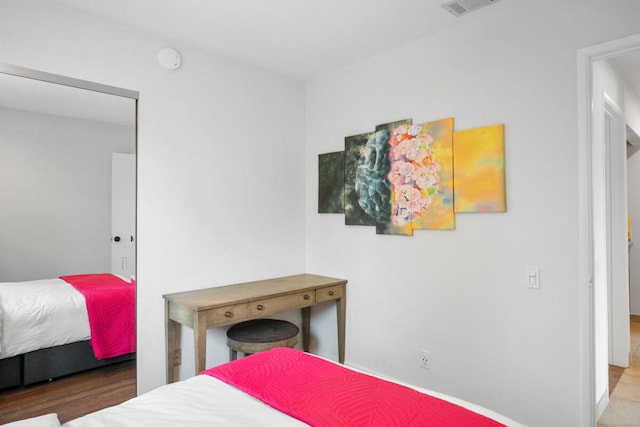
[604, 97, 631, 368]
[111, 153, 136, 278]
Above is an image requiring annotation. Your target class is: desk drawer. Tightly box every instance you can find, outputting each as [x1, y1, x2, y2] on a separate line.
[207, 304, 247, 326]
[248, 291, 316, 317]
[316, 285, 344, 303]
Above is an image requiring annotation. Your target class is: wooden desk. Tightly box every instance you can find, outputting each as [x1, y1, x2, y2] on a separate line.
[163, 274, 347, 383]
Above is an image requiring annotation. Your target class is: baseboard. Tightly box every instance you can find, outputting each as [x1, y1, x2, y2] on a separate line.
[596, 388, 609, 421]
[631, 314, 640, 323]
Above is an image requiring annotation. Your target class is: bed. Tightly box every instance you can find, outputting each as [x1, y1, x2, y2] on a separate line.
[14, 347, 523, 427]
[0, 274, 135, 390]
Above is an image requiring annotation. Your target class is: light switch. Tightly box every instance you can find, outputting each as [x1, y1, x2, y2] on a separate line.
[526, 267, 540, 289]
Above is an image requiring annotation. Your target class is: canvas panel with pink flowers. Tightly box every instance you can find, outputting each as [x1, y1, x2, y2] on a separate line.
[318, 118, 505, 236]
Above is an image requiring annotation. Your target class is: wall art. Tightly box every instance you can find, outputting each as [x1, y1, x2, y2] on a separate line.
[319, 118, 505, 235]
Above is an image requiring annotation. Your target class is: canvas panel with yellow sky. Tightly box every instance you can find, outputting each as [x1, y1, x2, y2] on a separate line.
[453, 124, 506, 212]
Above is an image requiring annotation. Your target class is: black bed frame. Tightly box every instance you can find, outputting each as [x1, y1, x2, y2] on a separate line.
[0, 341, 134, 390]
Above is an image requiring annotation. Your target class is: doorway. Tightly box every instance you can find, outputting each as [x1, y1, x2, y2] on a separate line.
[112, 152, 136, 278]
[578, 34, 640, 424]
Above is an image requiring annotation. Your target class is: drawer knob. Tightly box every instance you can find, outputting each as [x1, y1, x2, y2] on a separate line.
[225, 311, 233, 318]
[256, 304, 264, 311]
[328, 290, 335, 296]
[304, 294, 310, 300]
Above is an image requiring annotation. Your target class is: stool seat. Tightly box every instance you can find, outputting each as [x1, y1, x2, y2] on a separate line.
[226, 319, 299, 361]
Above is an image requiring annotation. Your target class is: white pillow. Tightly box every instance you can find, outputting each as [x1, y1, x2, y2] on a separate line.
[1, 413, 61, 427]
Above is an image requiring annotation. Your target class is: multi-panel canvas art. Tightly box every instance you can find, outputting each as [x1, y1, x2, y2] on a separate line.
[319, 118, 506, 235]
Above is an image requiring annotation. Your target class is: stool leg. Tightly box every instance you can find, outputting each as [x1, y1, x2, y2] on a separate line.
[230, 349, 238, 361]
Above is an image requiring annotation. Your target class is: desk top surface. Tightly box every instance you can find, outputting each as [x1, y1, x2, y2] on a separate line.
[163, 274, 347, 311]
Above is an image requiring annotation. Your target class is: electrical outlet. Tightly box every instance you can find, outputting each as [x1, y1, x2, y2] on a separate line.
[420, 350, 431, 370]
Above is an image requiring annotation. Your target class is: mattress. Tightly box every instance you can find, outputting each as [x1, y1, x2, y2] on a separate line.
[0, 278, 90, 359]
[64, 375, 305, 427]
[64, 349, 523, 427]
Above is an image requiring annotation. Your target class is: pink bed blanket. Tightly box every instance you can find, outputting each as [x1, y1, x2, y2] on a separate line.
[60, 274, 135, 359]
[203, 348, 505, 426]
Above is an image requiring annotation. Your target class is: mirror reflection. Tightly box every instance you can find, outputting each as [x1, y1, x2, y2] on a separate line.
[0, 69, 137, 394]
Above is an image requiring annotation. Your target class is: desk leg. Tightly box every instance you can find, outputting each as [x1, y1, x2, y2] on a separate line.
[337, 296, 346, 364]
[301, 307, 310, 352]
[165, 301, 180, 384]
[193, 311, 207, 374]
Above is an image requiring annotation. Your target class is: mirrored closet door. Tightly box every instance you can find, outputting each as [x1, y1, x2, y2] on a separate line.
[0, 63, 138, 418]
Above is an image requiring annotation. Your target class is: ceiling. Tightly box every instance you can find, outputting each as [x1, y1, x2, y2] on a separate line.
[52, 0, 469, 79]
[3, 1, 640, 125]
[4, 0, 484, 125]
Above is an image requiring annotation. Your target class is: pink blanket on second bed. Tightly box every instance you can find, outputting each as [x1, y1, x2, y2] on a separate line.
[203, 348, 505, 427]
[60, 274, 135, 359]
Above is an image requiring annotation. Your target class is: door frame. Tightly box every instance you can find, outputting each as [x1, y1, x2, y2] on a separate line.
[578, 33, 640, 425]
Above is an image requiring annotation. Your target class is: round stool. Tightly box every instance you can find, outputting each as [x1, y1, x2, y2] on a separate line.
[226, 319, 299, 361]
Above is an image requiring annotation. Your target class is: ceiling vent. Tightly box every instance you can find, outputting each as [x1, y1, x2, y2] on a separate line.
[441, 0, 502, 17]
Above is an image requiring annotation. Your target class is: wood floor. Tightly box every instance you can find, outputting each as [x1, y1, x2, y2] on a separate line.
[598, 318, 640, 426]
[609, 364, 625, 396]
[0, 360, 135, 425]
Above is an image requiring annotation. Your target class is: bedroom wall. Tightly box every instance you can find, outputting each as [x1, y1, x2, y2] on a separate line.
[0, 0, 306, 394]
[0, 107, 134, 281]
[304, 1, 640, 426]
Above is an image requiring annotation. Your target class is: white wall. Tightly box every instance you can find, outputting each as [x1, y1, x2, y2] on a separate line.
[305, 1, 640, 426]
[0, 107, 134, 281]
[624, 81, 640, 139]
[0, 0, 306, 394]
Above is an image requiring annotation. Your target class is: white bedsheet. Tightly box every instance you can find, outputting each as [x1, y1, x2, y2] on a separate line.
[0, 278, 90, 359]
[63, 367, 524, 426]
[64, 375, 307, 427]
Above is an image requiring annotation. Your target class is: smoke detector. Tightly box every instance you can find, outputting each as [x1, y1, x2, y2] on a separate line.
[441, 0, 502, 17]
[158, 48, 182, 70]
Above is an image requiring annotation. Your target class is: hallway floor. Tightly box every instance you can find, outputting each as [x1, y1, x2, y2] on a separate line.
[598, 318, 640, 427]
